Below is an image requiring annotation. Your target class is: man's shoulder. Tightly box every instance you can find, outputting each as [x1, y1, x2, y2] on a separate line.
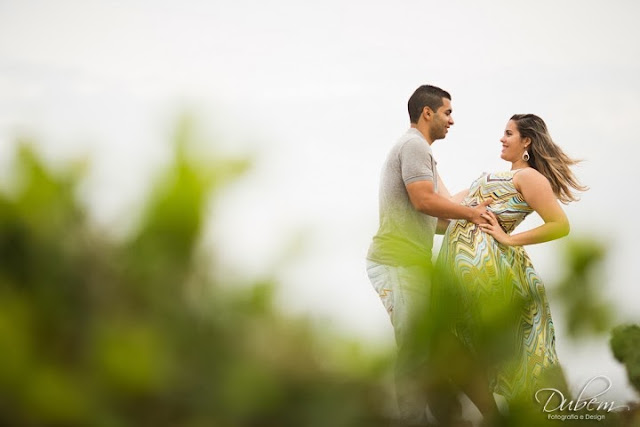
[394, 129, 430, 150]
[397, 128, 426, 142]
[396, 137, 432, 158]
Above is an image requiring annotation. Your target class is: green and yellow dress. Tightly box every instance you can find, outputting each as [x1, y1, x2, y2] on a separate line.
[435, 170, 559, 400]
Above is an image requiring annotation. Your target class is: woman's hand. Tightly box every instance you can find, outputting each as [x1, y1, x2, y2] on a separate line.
[478, 211, 513, 246]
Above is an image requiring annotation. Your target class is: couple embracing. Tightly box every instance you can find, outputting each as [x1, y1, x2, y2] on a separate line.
[366, 85, 586, 426]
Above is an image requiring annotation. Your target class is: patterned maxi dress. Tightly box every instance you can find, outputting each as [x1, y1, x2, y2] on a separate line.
[434, 170, 559, 400]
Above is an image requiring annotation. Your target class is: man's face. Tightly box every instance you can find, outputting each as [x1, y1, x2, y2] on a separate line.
[429, 98, 454, 141]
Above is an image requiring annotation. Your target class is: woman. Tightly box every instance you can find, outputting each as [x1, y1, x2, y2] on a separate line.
[433, 114, 587, 411]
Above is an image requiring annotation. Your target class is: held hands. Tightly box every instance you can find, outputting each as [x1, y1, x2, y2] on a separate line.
[478, 210, 512, 245]
[469, 200, 514, 245]
[468, 200, 493, 225]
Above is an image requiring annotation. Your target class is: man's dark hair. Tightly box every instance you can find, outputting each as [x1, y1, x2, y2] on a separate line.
[407, 85, 451, 124]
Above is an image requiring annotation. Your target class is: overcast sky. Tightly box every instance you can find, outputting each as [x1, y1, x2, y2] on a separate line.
[2, 0, 640, 401]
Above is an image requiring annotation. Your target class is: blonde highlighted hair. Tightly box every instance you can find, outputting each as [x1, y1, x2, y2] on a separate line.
[511, 114, 587, 203]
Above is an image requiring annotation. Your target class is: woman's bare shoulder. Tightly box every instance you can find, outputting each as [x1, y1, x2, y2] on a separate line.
[514, 167, 551, 191]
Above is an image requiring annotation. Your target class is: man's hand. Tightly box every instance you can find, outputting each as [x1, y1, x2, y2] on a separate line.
[467, 200, 492, 225]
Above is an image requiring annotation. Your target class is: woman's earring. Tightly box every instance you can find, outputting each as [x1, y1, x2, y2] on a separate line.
[522, 149, 530, 162]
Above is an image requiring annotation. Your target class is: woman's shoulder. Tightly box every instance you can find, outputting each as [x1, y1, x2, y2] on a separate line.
[513, 167, 552, 191]
[514, 167, 545, 180]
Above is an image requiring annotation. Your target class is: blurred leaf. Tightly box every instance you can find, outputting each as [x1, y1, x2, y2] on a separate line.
[554, 237, 613, 338]
[611, 324, 640, 394]
[1, 122, 634, 426]
[0, 122, 389, 427]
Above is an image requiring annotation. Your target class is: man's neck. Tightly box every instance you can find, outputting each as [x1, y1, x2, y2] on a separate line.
[411, 123, 434, 145]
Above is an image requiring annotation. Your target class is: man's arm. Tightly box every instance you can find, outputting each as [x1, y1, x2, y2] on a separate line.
[406, 180, 489, 224]
[434, 173, 468, 235]
[434, 188, 470, 234]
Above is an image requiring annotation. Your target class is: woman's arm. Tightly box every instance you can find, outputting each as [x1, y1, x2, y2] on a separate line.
[437, 173, 469, 204]
[478, 169, 570, 246]
[437, 172, 452, 199]
[449, 188, 469, 205]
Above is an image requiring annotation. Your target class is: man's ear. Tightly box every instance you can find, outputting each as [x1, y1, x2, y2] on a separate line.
[422, 106, 433, 121]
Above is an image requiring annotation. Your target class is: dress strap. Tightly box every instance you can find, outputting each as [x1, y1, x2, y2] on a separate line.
[511, 168, 528, 176]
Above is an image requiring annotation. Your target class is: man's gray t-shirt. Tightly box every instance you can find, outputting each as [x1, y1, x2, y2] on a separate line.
[367, 128, 438, 267]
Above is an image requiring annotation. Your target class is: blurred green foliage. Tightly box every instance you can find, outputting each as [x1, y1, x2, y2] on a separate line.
[611, 325, 640, 395]
[0, 120, 638, 426]
[611, 325, 640, 426]
[554, 238, 614, 338]
[0, 122, 391, 427]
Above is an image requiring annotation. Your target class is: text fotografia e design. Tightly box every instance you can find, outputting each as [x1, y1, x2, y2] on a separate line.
[546, 413, 607, 422]
[535, 375, 630, 420]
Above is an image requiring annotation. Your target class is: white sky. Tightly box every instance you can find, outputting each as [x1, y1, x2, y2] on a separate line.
[2, 0, 640, 402]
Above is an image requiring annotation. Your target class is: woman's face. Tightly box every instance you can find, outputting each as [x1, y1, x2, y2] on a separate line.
[500, 120, 529, 162]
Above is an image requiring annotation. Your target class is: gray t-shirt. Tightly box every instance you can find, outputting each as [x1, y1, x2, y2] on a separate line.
[367, 128, 438, 267]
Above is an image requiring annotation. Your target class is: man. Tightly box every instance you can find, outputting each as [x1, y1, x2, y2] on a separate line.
[366, 85, 490, 425]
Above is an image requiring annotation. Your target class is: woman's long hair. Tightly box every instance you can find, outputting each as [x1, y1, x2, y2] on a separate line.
[511, 114, 587, 203]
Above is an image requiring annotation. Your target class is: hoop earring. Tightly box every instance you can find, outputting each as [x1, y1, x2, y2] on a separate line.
[522, 150, 530, 162]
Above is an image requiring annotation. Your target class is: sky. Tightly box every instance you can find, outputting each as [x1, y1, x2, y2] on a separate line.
[1, 0, 640, 402]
